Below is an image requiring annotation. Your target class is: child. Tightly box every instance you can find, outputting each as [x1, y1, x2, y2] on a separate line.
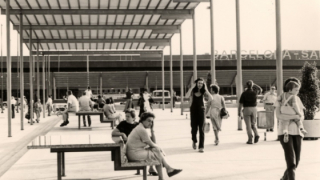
[280, 81, 307, 143]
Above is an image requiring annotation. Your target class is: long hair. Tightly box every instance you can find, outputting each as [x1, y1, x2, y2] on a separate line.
[192, 78, 206, 94]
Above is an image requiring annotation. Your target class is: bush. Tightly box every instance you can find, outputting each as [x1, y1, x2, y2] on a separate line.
[298, 62, 320, 120]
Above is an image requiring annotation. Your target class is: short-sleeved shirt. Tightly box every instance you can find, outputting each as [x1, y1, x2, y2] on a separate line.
[67, 95, 79, 112]
[78, 95, 91, 111]
[116, 121, 139, 137]
[46, 98, 53, 105]
[263, 92, 277, 104]
[239, 89, 257, 107]
[84, 90, 92, 97]
[126, 91, 133, 99]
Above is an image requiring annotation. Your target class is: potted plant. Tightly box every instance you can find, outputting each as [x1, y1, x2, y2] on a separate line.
[298, 61, 320, 140]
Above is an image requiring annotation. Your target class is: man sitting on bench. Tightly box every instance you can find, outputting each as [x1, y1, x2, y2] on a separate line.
[60, 90, 79, 127]
[79, 91, 93, 127]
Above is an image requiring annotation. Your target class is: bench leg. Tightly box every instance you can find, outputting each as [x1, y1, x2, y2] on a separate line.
[143, 166, 147, 180]
[111, 120, 114, 129]
[57, 153, 62, 180]
[62, 152, 65, 177]
[78, 115, 80, 130]
[100, 114, 103, 123]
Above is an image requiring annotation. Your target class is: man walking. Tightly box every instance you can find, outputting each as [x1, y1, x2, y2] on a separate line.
[79, 92, 92, 127]
[46, 95, 53, 116]
[238, 80, 260, 144]
[11, 96, 16, 119]
[262, 86, 277, 132]
[124, 88, 133, 111]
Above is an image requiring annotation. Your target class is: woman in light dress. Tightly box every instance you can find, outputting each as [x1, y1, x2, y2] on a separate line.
[126, 112, 182, 180]
[206, 84, 226, 145]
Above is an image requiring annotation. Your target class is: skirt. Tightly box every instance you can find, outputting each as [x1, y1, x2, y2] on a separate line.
[210, 107, 222, 131]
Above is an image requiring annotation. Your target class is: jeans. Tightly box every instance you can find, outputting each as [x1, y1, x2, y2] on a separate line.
[83, 115, 91, 126]
[243, 107, 259, 141]
[279, 135, 302, 180]
[190, 106, 205, 149]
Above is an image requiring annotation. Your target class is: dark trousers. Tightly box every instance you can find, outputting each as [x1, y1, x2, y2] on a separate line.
[190, 107, 205, 149]
[11, 104, 15, 118]
[279, 135, 302, 180]
[83, 115, 91, 126]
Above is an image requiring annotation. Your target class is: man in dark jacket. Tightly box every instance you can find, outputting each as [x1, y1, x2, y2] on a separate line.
[238, 80, 260, 144]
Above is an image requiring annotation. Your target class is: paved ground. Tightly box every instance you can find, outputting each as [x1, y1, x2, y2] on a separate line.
[0, 106, 319, 180]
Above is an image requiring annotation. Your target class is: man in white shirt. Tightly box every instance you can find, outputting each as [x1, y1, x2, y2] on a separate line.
[60, 90, 79, 127]
[46, 95, 53, 116]
[79, 92, 93, 127]
[262, 86, 277, 132]
[84, 86, 92, 98]
[11, 96, 16, 119]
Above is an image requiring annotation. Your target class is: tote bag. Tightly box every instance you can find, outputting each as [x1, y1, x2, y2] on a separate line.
[204, 119, 211, 133]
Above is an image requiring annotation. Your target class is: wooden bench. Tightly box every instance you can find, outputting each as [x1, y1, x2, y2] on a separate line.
[50, 143, 160, 180]
[75, 111, 104, 129]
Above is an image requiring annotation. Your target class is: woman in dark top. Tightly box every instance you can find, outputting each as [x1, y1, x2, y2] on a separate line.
[185, 78, 212, 153]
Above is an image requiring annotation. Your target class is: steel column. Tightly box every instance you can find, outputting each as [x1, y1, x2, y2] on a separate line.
[100, 74, 102, 95]
[19, 13, 24, 130]
[162, 53, 165, 110]
[42, 54, 45, 118]
[236, 0, 243, 131]
[37, 43, 40, 99]
[180, 29, 184, 115]
[53, 77, 56, 100]
[170, 40, 173, 113]
[29, 29, 33, 125]
[48, 56, 51, 95]
[192, 12, 197, 80]
[209, 0, 216, 84]
[6, 0, 12, 136]
[275, 0, 283, 95]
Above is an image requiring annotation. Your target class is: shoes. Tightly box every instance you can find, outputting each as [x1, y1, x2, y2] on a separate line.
[284, 133, 289, 143]
[215, 140, 219, 145]
[149, 171, 158, 176]
[198, 148, 204, 153]
[254, 136, 260, 143]
[167, 169, 182, 177]
[192, 142, 196, 150]
[36, 119, 39, 123]
[270, 129, 274, 132]
[84, 125, 87, 127]
[266, 129, 270, 132]
[60, 121, 69, 127]
[246, 141, 253, 144]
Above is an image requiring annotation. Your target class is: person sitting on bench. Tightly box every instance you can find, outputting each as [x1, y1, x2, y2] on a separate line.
[79, 92, 93, 127]
[126, 112, 182, 179]
[96, 95, 106, 109]
[60, 90, 79, 127]
[103, 98, 122, 126]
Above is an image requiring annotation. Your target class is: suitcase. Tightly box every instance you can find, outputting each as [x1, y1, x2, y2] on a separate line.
[257, 111, 274, 129]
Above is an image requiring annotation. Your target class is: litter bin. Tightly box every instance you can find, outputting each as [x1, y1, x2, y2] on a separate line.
[257, 111, 274, 129]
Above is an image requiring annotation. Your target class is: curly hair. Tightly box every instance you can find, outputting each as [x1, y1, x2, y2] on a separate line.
[210, 84, 220, 94]
[139, 112, 155, 123]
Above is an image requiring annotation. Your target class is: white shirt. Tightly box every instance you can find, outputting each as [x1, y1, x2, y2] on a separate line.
[263, 91, 277, 104]
[67, 95, 79, 112]
[84, 89, 92, 98]
[11, 98, 16, 105]
[46, 98, 53, 105]
[78, 96, 92, 111]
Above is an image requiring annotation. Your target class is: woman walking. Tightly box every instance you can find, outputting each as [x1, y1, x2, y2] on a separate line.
[185, 78, 212, 153]
[138, 89, 153, 117]
[275, 77, 305, 180]
[206, 84, 226, 145]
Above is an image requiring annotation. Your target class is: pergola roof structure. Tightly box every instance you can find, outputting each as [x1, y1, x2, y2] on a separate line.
[0, 0, 201, 52]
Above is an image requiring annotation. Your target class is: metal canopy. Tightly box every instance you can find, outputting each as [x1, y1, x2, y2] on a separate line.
[31, 50, 163, 55]
[0, 0, 200, 51]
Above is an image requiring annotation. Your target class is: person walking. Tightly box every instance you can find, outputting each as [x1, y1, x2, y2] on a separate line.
[79, 92, 92, 127]
[124, 88, 134, 112]
[206, 84, 226, 145]
[85, 86, 92, 99]
[137, 89, 154, 117]
[238, 80, 260, 144]
[173, 91, 177, 108]
[185, 78, 212, 153]
[46, 95, 53, 116]
[34, 98, 42, 123]
[11, 96, 16, 119]
[262, 86, 277, 131]
[276, 77, 305, 180]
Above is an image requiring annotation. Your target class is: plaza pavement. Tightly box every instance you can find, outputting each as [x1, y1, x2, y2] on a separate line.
[0, 106, 319, 180]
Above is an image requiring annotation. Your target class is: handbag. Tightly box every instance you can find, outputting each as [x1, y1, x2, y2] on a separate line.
[220, 97, 229, 119]
[280, 94, 297, 115]
[204, 119, 211, 133]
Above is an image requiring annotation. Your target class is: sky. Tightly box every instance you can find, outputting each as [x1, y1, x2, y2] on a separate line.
[0, 0, 319, 56]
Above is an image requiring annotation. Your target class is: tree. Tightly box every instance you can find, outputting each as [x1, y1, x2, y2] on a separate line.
[298, 62, 320, 120]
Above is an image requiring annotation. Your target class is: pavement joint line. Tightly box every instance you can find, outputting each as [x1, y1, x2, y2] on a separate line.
[0, 117, 61, 178]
